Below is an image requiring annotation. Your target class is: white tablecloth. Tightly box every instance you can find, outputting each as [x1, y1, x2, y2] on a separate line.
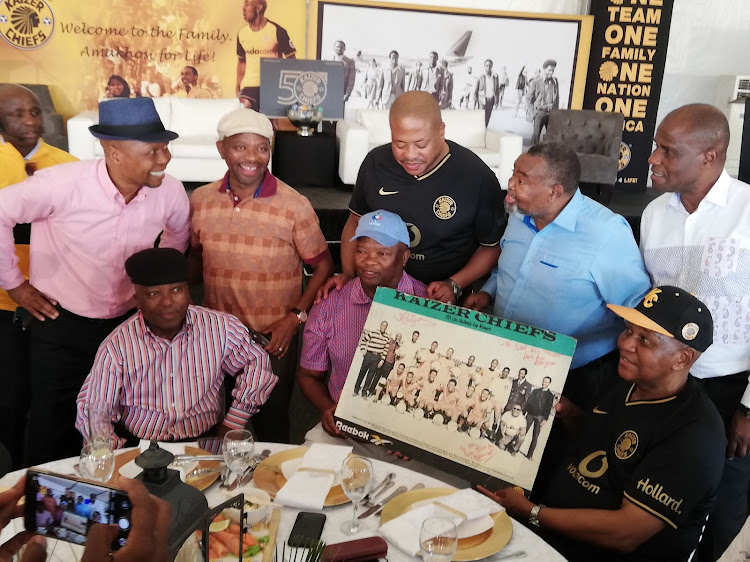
[0, 442, 566, 562]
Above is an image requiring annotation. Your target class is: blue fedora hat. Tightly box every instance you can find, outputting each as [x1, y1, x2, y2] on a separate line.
[89, 98, 178, 142]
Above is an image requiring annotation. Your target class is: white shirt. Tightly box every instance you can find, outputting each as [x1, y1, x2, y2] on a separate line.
[501, 411, 527, 436]
[640, 170, 750, 404]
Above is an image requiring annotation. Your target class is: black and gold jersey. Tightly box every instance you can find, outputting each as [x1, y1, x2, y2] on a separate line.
[348, 141, 505, 285]
[541, 376, 725, 561]
[236, 20, 295, 88]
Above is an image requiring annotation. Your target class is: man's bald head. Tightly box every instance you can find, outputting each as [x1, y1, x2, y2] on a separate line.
[663, 103, 730, 157]
[389, 92, 448, 177]
[0, 84, 43, 156]
[390, 91, 442, 130]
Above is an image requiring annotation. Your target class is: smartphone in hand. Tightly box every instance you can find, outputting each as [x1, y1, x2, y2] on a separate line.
[25, 469, 133, 551]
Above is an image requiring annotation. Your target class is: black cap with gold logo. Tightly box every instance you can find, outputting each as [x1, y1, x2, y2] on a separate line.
[607, 286, 713, 352]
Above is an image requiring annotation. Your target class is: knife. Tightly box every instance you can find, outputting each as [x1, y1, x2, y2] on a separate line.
[229, 449, 271, 491]
[358, 485, 407, 519]
[371, 483, 425, 518]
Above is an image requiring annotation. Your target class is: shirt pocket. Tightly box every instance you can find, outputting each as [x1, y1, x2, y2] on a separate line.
[701, 237, 740, 279]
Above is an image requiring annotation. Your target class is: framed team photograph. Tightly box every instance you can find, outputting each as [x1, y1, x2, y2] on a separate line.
[333, 287, 577, 491]
[308, 0, 593, 144]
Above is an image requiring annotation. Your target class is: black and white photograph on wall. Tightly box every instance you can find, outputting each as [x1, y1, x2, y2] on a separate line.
[313, 0, 592, 144]
[334, 288, 576, 491]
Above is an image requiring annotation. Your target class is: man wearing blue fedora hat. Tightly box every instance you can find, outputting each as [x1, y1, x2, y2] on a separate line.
[0, 97, 190, 465]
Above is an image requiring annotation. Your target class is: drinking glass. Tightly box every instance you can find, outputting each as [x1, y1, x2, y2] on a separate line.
[339, 455, 374, 535]
[222, 429, 255, 478]
[420, 517, 458, 562]
[79, 441, 115, 482]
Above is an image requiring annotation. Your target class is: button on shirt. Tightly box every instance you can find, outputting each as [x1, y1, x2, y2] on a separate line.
[640, 171, 750, 401]
[0, 159, 190, 318]
[301, 274, 427, 402]
[482, 189, 651, 368]
[75, 305, 277, 448]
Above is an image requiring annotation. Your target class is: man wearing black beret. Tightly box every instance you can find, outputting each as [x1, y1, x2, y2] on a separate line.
[75, 248, 277, 446]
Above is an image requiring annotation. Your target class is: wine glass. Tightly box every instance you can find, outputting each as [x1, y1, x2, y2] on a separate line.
[222, 429, 255, 480]
[79, 440, 115, 482]
[339, 455, 374, 535]
[420, 517, 458, 562]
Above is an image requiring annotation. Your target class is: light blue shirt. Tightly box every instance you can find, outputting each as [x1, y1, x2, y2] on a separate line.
[481, 189, 651, 369]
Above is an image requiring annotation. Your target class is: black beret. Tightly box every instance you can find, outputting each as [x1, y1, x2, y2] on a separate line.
[125, 248, 189, 286]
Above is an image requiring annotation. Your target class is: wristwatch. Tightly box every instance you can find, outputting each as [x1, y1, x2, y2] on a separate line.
[291, 308, 308, 324]
[446, 278, 463, 301]
[528, 504, 545, 527]
[739, 404, 750, 419]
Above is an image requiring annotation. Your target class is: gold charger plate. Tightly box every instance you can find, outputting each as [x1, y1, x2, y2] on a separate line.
[113, 445, 221, 491]
[252, 447, 348, 507]
[380, 487, 513, 562]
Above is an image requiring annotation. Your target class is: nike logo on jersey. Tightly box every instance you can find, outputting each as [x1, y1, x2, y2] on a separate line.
[379, 187, 399, 195]
[592, 406, 608, 414]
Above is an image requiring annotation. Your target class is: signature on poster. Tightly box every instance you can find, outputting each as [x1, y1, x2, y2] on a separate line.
[460, 442, 497, 464]
[395, 310, 436, 327]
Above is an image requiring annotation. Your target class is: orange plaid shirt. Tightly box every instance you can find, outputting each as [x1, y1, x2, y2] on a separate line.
[190, 171, 329, 332]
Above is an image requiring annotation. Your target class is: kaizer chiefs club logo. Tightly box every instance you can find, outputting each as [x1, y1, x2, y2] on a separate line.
[294, 72, 327, 106]
[618, 142, 631, 171]
[0, 0, 55, 50]
[615, 430, 639, 460]
[433, 196, 456, 220]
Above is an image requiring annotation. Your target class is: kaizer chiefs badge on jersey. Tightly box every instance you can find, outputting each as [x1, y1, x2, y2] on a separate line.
[433, 196, 456, 220]
[0, 0, 55, 50]
[615, 430, 639, 460]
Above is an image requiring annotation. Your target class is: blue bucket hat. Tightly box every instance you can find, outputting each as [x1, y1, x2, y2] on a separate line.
[89, 98, 178, 142]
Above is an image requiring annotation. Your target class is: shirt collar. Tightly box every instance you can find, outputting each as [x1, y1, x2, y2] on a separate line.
[522, 188, 582, 233]
[668, 170, 731, 212]
[348, 272, 415, 305]
[99, 159, 148, 204]
[23, 139, 41, 161]
[219, 169, 278, 200]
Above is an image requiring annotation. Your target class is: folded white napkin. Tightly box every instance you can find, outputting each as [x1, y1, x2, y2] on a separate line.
[274, 444, 352, 510]
[379, 489, 504, 556]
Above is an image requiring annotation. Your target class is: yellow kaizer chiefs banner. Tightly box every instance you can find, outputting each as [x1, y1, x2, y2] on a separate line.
[0, 0, 306, 119]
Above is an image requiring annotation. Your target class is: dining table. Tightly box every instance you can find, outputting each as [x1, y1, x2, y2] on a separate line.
[0, 441, 567, 562]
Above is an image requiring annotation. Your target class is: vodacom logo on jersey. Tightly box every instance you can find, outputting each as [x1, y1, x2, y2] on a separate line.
[567, 450, 608, 495]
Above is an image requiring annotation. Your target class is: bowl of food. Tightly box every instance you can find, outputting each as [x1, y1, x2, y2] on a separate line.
[224, 487, 271, 528]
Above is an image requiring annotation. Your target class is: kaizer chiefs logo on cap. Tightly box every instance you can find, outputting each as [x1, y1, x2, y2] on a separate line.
[0, 0, 55, 50]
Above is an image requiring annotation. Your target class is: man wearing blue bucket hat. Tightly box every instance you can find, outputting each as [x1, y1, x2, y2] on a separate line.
[0, 97, 190, 465]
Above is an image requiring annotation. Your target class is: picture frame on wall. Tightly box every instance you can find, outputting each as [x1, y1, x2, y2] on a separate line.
[308, 0, 593, 145]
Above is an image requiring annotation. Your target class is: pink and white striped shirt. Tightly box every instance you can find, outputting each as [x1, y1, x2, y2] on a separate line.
[301, 274, 427, 401]
[75, 305, 277, 448]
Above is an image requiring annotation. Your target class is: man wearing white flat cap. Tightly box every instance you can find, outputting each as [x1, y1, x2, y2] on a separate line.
[190, 107, 333, 442]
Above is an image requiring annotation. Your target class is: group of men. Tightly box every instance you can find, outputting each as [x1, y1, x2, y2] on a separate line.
[0, 68, 748, 560]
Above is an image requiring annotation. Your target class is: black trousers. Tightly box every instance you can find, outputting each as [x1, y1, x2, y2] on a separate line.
[694, 372, 750, 562]
[251, 334, 298, 444]
[24, 306, 133, 466]
[525, 414, 546, 458]
[0, 309, 30, 468]
[483, 96, 496, 127]
[355, 351, 380, 396]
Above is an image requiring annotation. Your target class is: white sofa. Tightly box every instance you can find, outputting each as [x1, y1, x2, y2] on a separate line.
[67, 97, 243, 182]
[336, 109, 523, 188]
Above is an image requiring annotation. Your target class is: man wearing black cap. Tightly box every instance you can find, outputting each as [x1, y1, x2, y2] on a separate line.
[0, 97, 190, 464]
[75, 248, 277, 447]
[481, 286, 726, 562]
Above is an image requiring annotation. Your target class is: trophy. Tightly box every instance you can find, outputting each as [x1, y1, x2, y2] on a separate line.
[287, 103, 323, 136]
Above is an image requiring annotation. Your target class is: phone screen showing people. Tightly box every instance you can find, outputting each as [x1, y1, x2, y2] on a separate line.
[25, 470, 133, 550]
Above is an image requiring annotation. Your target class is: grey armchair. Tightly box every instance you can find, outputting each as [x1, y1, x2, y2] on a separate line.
[544, 109, 624, 202]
